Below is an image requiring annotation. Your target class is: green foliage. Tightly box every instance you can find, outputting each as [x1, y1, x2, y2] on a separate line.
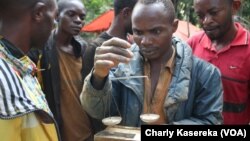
[82, 0, 113, 23]
[81, 0, 113, 39]
[238, 0, 250, 29]
[241, 0, 250, 20]
[173, 0, 250, 29]
[82, 0, 249, 28]
[81, 0, 250, 39]
[174, 0, 199, 26]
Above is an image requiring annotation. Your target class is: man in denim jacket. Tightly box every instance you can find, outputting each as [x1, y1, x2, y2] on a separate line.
[80, 0, 223, 125]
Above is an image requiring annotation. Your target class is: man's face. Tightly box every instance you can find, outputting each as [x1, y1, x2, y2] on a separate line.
[32, 0, 57, 49]
[132, 3, 176, 60]
[58, 0, 86, 35]
[194, 0, 233, 40]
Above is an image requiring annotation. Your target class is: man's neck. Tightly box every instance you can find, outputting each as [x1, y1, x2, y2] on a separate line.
[106, 18, 127, 40]
[0, 23, 30, 54]
[54, 29, 75, 55]
[148, 46, 174, 67]
[212, 23, 238, 50]
[0, 35, 30, 54]
[55, 29, 73, 46]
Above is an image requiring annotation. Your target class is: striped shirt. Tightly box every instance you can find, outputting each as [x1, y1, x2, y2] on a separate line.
[0, 39, 53, 119]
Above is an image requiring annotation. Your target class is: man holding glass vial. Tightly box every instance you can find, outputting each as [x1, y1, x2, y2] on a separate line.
[80, 0, 223, 125]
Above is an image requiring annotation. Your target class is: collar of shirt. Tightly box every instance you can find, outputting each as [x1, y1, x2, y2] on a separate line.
[0, 37, 25, 59]
[0, 37, 36, 76]
[51, 30, 84, 58]
[165, 46, 176, 74]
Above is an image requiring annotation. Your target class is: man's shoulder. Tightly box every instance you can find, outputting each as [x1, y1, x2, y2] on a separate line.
[74, 35, 88, 48]
[188, 31, 206, 42]
[192, 55, 221, 76]
[97, 32, 113, 40]
[173, 37, 218, 74]
[187, 31, 208, 51]
[92, 32, 112, 46]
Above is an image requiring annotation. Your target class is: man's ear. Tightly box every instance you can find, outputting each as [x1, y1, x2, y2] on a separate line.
[32, 2, 46, 22]
[55, 12, 59, 22]
[172, 19, 178, 33]
[232, 0, 241, 15]
[121, 7, 132, 17]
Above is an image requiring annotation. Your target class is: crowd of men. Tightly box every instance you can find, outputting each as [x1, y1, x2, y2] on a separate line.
[0, 0, 249, 141]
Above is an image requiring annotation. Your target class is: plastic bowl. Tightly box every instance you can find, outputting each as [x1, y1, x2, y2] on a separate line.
[102, 116, 122, 126]
[140, 114, 160, 123]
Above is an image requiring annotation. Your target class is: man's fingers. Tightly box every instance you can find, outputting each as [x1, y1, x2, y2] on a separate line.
[93, 60, 114, 78]
[93, 37, 134, 78]
[95, 46, 133, 59]
[95, 60, 114, 69]
[102, 37, 131, 49]
[95, 53, 131, 65]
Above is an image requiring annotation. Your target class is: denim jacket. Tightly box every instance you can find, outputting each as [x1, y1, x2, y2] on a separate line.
[81, 36, 223, 126]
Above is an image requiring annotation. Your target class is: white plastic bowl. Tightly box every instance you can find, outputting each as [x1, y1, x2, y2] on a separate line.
[102, 116, 122, 126]
[140, 114, 160, 123]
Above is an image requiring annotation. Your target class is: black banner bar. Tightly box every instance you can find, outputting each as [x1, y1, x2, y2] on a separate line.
[141, 125, 250, 140]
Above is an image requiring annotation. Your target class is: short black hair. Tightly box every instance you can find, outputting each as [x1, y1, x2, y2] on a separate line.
[0, 0, 54, 15]
[0, 0, 37, 11]
[57, 0, 83, 14]
[137, 0, 176, 23]
[114, 0, 138, 16]
[228, 0, 234, 5]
